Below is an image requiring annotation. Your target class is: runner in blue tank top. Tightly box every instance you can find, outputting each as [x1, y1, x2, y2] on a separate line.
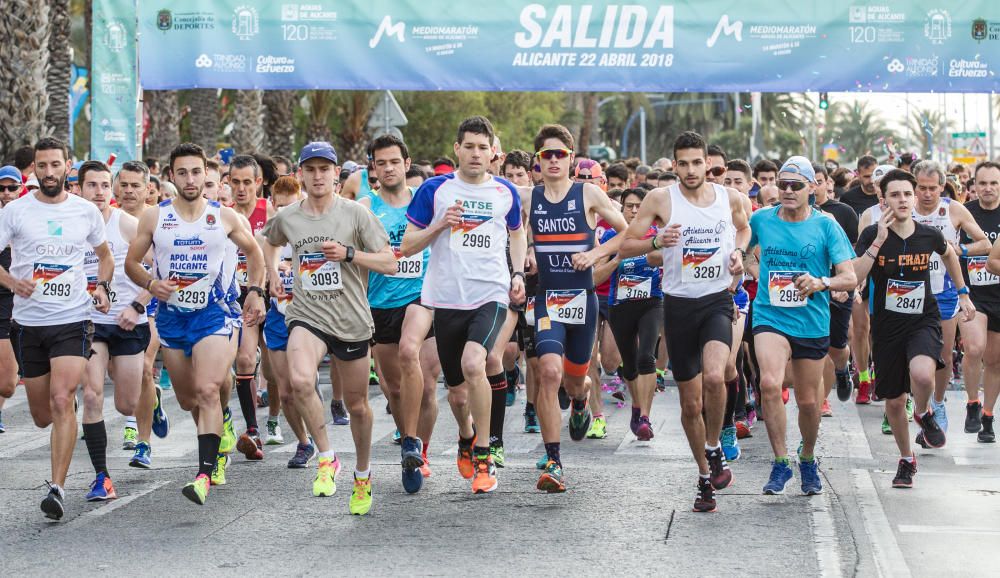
[525, 124, 628, 493]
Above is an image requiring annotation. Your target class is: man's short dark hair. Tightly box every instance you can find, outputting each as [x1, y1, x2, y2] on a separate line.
[149, 175, 161, 190]
[169, 142, 208, 171]
[831, 167, 851, 188]
[975, 161, 1000, 179]
[405, 167, 425, 181]
[144, 157, 160, 170]
[533, 124, 575, 153]
[369, 134, 410, 160]
[857, 155, 878, 171]
[273, 155, 295, 174]
[118, 160, 150, 183]
[752, 159, 778, 178]
[230, 154, 260, 177]
[672, 131, 708, 160]
[14, 146, 35, 171]
[252, 153, 277, 186]
[606, 163, 629, 183]
[34, 137, 70, 162]
[661, 171, 679, 183]
[707, 144, 727, 163]
[621, 187, 649, 204]
[78, 160, 111, 185]
[879, 168, 917, 195]
[456, 115, 495, 145]
[726, 160, 752, 181]
[812, 163, 829, 178]
[502, 150, 532, 173]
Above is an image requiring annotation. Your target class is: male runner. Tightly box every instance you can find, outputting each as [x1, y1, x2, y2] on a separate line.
[402, 116, 526, 494]
[525, 124, 628, 492]
[855, 169, 974, 487]
[0, 138, 113, 519]
[263, 141, 395, 514]
[0, 165, 22, 431]
[840, 155, 880, 216]
[749, 157, 857, 496]
[358, 135, 440, 493]
[125, 143, 266, 506]
[621, 131, 750, 512]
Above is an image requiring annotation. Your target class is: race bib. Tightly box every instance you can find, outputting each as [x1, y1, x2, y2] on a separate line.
[167, 270, 211, 310]
[86, 275, 118, 306]
[275, 269, 294, 315]
[298, 252, 343, 291]
[524, 296, 535, 326]
[617, 275, 652, 301]
[450, 213, 494, 252]
[968, 256, 1000, 286]
[681, 247, 724, 283]
[236, 253, 249, 287]
[928, 254, 945, 294]
[768, 271, 807, 308]
[545, 289, 587, 325]
[392, 246, 423, 279]
[32, 262, 75, 304]
[886, 279, 924, 314]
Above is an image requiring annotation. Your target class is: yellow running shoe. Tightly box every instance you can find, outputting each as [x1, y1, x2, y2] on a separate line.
[313, 455, 341, 497]
[350, 475, 373, 515]
[210, 453, 228, 486]
[220, 409, 237, 454]
[586, 416, 608, 439]
[182, 474, 211, 505]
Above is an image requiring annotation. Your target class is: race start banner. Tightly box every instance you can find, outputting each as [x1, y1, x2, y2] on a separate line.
[139, 1, 1000, 93]
[92, 0, 139, 163]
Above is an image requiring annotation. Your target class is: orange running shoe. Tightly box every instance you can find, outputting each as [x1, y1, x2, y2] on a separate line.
[471, 454, 497, 494]
[456, 436, 476, 479]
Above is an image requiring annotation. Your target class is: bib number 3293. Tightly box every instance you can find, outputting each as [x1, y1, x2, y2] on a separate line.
[545, 289, 587, 325]
[299, 253, 343, 291]
[768, 271, 807, 308]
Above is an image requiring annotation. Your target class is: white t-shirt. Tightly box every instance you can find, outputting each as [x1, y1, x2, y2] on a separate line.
[0, 193, 106, 326]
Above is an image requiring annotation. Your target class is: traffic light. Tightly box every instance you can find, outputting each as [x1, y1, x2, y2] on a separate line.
[819, 92, 830, 110]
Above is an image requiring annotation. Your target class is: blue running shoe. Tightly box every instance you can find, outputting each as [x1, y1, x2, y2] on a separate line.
[392, 429, 402, 445]
[287, 442, 316, 469]
[85, 472, 118, 501]
[721, 426, 741, 461]
[931, 398, 948, 432]
[799, 459, 823, 495]
[762, 460, 793, 495]
[158, 367, 172, 390]
[524, 406, 541, 433]
[152, 387, 169, 439]
[330, 399, 350, 426]
[536, 454, 549, 469]
[401, 436, 425, 494]
[129, 442, 152, 469]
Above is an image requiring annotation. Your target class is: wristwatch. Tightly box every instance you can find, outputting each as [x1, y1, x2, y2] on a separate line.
[248, 286, 267, 299]
[130, 301, 145, 315]
[97, 280, 112, 294]
[820, 276, 831, 290]
[345, 246, 356, 263]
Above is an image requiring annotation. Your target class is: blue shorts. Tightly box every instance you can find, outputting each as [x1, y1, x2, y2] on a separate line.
[156, 302, 233, 357]
[936, 288, 959, 321]
[264, 307, 288, 352]
[733, 286, 750, 316]
[146, 297, 158, 317]
[534, 290, 598, 377]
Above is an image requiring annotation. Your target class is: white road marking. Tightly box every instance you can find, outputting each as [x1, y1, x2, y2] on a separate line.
[63, 480, 171, 529]
[897, 525, 1000, 536]
[811, 490, 844, 578]
[851, 469, 911, 578]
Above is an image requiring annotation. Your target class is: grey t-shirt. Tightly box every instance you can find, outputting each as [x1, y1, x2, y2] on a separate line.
[261, 195, 389, 342]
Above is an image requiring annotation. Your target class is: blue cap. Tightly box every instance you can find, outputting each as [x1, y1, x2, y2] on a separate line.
[779, 156, 816, 183]
[0, 165, 22, 183]
[299, 142, 338, 165]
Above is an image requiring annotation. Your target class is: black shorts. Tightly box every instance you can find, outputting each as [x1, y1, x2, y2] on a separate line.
[597, 294, 610, 320]
[662, 291, 734, 383]
[753, 325, 830, 361]
[0, 293, 12, 340]
[871, 316, 944, 400]
[287, 320, 369, 362]
[829, 292, 854, 349]
[371, 299, 433, 345]
[11, 320, 94, 379]
[517, 312, 536, 358]
[434, 302, 508, 387]
[972, 298, 1000, 333]
[237, 286, 271, 313]
[93, 323, 152, 356]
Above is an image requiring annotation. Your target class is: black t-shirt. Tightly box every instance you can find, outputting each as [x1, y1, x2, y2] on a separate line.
[840, 185, 879, 216]
[961, 201, 1000, 303]
[858, 222, 946, 324]
[0, 245, 11, 297]
[820, 199, 860, 244]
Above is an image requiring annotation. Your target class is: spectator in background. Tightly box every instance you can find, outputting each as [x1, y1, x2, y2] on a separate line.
[706, 145, 728, 184]
[252, 153, 278, 199]
[658, 171, 679, 187]
[531, 160, 544, 185]
[65, 161, 82, 196]
[501, 150, 533, 188]
[966, 177, 977, 201]
[897, 152, 917, 172]
[758, 184, 780, 206]
[158, 180, 177, 202]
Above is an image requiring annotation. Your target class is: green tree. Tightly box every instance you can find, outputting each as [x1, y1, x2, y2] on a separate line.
[829, 101, 899, 161]
[906, 108, 953, 160]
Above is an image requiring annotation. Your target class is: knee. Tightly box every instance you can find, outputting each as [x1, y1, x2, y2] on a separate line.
[194, 386, 219, 410]
[115, 396, 137, 416]
[447, 387, 467, 407]
[885, 395, 906, 412]
[538, 362, 562, 389]
[30, 410, 51, 428]
[344, 393, 369, 417]
[680, 397, 702, 418]
[461, 354, 486, 380]
[50, 389, 76, 415]
[235, 350, 256, 371]
[81, 386, 102, 410]
[398, 341, 421, 366]
[703, 366, 725, 388]
[965, 341, 986, 360]
[796, 398, 818, 415]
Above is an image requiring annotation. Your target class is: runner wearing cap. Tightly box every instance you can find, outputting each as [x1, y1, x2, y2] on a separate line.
[0, 164, 24, 433]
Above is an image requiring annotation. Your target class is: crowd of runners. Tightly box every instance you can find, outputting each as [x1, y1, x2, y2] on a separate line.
[2, 115, 1000, 519]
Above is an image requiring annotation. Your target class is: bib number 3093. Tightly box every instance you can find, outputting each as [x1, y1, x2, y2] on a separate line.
[299, 253, 343, 291]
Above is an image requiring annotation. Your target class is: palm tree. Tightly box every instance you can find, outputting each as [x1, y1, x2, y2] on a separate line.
[231, 89, 264, 154]
[186, 89, 220, 154]
[144, 90, 180, 161]
[45, 0, 71, 143]
[304, 91, 334, 144]
[333, 92, 373, 162]
[0, 0, 50, 157]
[830, 101, 899, 161]
[263, 90, 297, 159]
[906, 109, 953, 161]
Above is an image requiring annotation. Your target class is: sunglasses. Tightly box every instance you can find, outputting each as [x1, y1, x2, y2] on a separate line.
[777, 179, 808, 192]
[576, 173, 594, 180]
[0, 184, 20, 192]
[536, 148, 572, 160]
[707, 166, 727, 177]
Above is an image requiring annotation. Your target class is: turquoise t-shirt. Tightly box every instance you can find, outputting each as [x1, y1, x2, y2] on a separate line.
[749, 206, 855, 338]
[367, 189, 429, 310]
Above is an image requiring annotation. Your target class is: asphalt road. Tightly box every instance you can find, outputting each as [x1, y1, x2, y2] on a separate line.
[1, 371, 998, 577]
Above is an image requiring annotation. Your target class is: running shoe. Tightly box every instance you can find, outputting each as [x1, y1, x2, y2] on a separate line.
[914, 411, 946, 449]
[256, 389, 269, 408]
[122, 426, 138, 450]
[979, 415, 996, 443]
[419, 447, 432, 478]
[892, 458, 916, 488]
[130, 442, 152, 469]
[881, 413, 892, 435]
[536, 454, 549, 470]
[706, 447, 733, 490]
[152, 387, 169, 439]
[931, 398, 948, 432]
[568, 400, 592, 441]
[369, 369, 379, 386]
[182, 474, 210, 505]
[489, 441, 505, 468]
[471, 454, 498, 494]
[799, 459, 823, 495]
[313, 455, 342, 497]
[287, 442, 316, 468]
[835, 370, 852, 402]
[781, 388, 789, 405]
[41, 483, 65, 519]
[350, 474, 373, 515]
[856, 380, 872, 405]
[158, 367, 172, 390]
[457, 435, 476, 479]
[966, 401, 983, 433]
[821, 399, 833, 417]
[693, 477, 716, 513]
[721, 426, 740, 461]
[237, 431, 264, 461]
[905, 396, 915, 422]
[505, 386, 516, 407]
[392, 429, 402, 445]
[586, 415, 608, 439]
[85, 472, 118, 501]
[265, 420, 284, 445]
[211, 453, 228, 486]
[635, 416, 654, 441]
[524, 407, 541, 433]
[609, 376, 626, 401]
[330, 399, 350, 425]
[220, 409, 236, 454]
[536, 460, 565, 493]
[557, 386, 571, 410]
[735, 420, 752, 439]
[656, 371, 667, 392]
[762, 460, 793, 495]
[401, 436, 425, 494]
